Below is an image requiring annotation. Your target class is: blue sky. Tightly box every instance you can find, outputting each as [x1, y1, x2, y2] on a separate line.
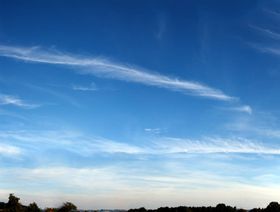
[1, 0, 280, 209]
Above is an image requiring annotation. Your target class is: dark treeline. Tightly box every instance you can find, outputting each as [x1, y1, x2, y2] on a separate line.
[2, 194, 280, 212]
[0, 194, 76, 212]
[128, 202, 280, 212]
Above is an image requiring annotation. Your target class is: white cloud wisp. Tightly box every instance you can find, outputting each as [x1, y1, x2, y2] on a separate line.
[230, 105, 252, 114]
[72, 82, 97, 91]
[1, 130, 280, 157]
[0, 45, 234, 101]
[0, 94, 39, 109]
[154, 137, 280, 155]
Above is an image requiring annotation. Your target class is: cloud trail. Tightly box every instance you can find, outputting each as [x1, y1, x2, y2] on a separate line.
[0, 45, 234, 101]
[0, 94, 39, 109]
[230, 105, 252, 114]
[154, 137, 280, 155]
[1, 130, 280, 156]
[250, 25, 280, 40]
[72, 82, 97, 91]
[0, 144, 21, 157]
[258, 46, 280, 56]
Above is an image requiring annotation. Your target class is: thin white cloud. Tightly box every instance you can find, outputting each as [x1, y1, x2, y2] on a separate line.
[261, 129, 280, 138]
[155, 14, 166, 40]
[0, 130, 146, 156]
[250, 25, 280, 40]
[0, 45, 235, 101]
[264, 9, 280, 18]
[227, 114, 280, 139]
[0, 144, 22, 157]
[153, 137, 280, 155]
[144, 128, 162, 134]
[257, 46, 280, 56]
[231, 105, 252, 114]
[0, 94, 39, 109]
[1, 130, 280, 156]
[25, 83, 82, 107]
[72, 82, 97, 91]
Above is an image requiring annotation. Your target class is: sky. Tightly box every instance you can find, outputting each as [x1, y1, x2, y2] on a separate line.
[1, 0, 280, 210]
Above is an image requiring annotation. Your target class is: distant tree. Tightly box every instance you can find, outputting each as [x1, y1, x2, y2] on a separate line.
[237, 209, 247, 212]
[265, 202, 280, 212]
[57, 202, 77, 212]
[27, 202, 40, 212]
[138, 208, 147, 212]
[215, 203, 235, 212]
[5, 193, 23, 212]
[129, 207, 147, 212]
[0, 202, 5, 209]
[158, 207, 170, 212]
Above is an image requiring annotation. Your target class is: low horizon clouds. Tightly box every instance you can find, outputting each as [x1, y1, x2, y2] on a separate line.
[2, 165, 279, 209]
[0, 45, 235, 101]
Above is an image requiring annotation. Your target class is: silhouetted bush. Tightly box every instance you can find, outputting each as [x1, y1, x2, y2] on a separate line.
[27, 202, 40, 212]
[265, 202, 280, 212]
[57, 202, 77, 212]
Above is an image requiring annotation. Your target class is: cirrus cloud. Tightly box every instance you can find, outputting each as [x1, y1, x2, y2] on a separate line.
[0, 45, 235, 101]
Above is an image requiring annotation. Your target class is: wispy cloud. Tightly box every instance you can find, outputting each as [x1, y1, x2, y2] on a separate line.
[227, 112, 280, 139]
[153, 136, 280, 155]
[230, 105, 252, 114]
[1, 130, 279, 156]
[0, 144, 21, 157]
[257, 46, 280, 56]
[0, 130, 146, 156]
[250, 25, 280, 40]
[264, 9, 280, 18]
[0, 45, 235, 101]
[0, 94, 39, 109]
[24, 84, 82, 107]
[144, 128, 162, 134]
[261, 129, 280, 138]
[155, 14, 166, 40]
[72, 82, 97, 91]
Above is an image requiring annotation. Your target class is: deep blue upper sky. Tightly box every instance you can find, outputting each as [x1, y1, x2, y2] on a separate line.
[1, 0, 280, 209]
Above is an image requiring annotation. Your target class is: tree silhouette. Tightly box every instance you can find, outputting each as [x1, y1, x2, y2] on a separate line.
[27, 202, 40, 212]
[265, 202, 280, 212]
[57, 202, 77, 212]
[5, 193, 23, 212]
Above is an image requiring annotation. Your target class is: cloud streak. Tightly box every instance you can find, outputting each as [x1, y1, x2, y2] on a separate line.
[0, 94, 39, 109]
[257, 46, 280, 56]
[72, 82, 97, 91]
[0, 144, 21, 157]
[230, 105, 252, 114]
[154, 137, 280, 155]
[250, 25, 280, 40]
[0, 45, 235, 101]
[1, 130, 280, 157]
